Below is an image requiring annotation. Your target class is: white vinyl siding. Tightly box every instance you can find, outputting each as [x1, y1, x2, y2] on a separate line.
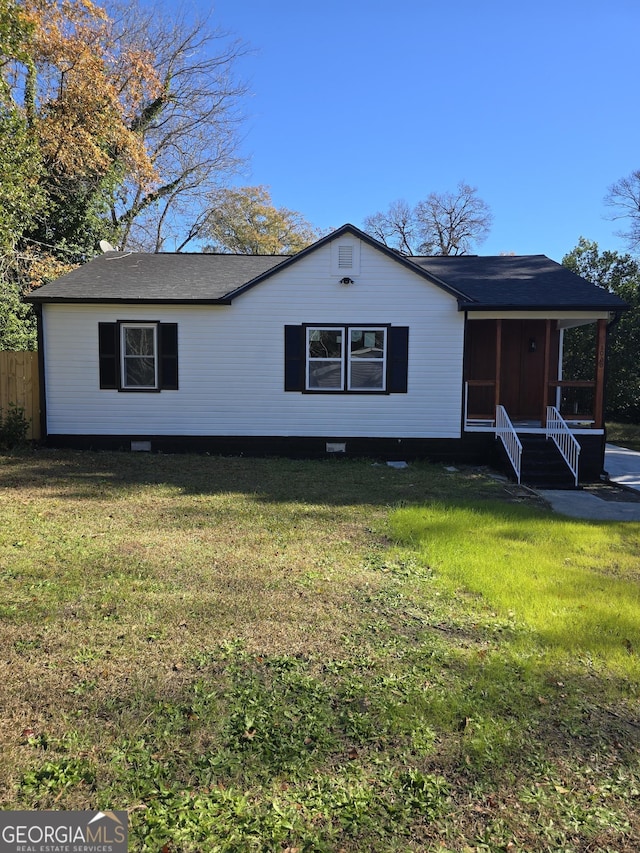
[42, 234, 465, 439]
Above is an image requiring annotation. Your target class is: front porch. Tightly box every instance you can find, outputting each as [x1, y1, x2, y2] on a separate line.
[463, 317, 609, 485]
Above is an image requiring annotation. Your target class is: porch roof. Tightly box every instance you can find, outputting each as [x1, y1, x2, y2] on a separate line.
[411, 254, 628, 312]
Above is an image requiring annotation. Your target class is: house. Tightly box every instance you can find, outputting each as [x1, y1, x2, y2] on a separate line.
[27, 224, 627, 485]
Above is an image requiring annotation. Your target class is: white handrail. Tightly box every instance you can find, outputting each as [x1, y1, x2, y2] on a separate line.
[496, 405, 522, 484]
[546, 406, 581, 487]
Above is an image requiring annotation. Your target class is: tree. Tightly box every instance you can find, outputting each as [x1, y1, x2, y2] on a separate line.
[3, 0, 248, 257]
[22, 0, 161, 259]
[201, 186, 321, 254]
[363, 199, 417, 256]
[562, 238, 640, 422]
[604, 170, 640, 253]
[105, 0, 249, 252]
[363, 182, 492, 255]
[0, 0, 249, 347]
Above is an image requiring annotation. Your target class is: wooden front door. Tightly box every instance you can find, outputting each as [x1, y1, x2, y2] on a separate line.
[500, 320, 548, 420]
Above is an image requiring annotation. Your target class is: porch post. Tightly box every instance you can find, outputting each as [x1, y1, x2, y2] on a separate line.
[495, 319, 502, 413]
[594, 318, 607, 429]
[541, 319, 551, 426]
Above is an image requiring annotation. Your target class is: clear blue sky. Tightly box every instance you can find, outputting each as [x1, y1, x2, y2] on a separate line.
[185, 0, 638, 261]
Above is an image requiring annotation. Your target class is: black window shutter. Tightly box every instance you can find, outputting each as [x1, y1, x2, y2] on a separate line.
[284, 325, 304, 391]
[387, 326, 409, 393]
[98, 322, 118, 389]
[159, 323, 178, 390]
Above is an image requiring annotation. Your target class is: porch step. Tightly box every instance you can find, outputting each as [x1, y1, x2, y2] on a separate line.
[518, 434, 578, 489]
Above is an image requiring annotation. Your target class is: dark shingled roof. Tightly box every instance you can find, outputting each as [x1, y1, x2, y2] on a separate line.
[27, 252, 289, 303]
[411, 254, 627, 311]
[27, 224, 627, 313]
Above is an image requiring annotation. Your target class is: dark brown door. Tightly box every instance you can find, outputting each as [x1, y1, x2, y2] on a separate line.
[500, 320, 547, 419]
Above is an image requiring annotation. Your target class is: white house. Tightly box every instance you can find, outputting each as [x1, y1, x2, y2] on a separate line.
[27, 224, 627, 485]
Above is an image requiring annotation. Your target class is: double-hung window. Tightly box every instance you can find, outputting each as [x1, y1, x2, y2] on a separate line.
[306, 326, 387, 392]
[98, 321, 178, 391]
[121, 323, 158, 389]
[348, 328, 386, 391]
[285, 323, 408, 394]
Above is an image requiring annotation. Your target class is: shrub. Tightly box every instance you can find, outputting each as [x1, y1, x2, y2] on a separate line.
[0, 404, 30, 449]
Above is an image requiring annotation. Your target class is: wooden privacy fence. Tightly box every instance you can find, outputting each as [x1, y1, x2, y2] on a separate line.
[0, 351, 40, 440]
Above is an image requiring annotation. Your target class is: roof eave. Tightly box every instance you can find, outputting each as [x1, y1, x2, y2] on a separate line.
[459, 302, 628, 312]
[25, 296, 233, 305]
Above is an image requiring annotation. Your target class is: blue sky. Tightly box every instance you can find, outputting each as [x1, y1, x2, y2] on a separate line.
[185, 0, 638, 260]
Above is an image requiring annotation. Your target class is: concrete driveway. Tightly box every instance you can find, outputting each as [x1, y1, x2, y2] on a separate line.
[604, 443, 640, 492]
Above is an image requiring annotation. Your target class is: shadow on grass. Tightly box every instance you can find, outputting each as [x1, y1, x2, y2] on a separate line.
[0, 448, 505, 507]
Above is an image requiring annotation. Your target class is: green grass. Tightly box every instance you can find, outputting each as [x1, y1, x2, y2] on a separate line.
[390, 501, 640, 676]
[607, 421, 640, 452]
[1, 450, 639, 852]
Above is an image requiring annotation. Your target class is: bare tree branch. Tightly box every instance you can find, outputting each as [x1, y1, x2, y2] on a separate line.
[604, 170, 640, 253]
[362, 200, 417, 255]
[415, 182, 492, 255]
[104, 0, 250, 251]
[363, 183, 492, 256]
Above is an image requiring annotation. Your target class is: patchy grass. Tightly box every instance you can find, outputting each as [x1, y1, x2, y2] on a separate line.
[607, 422, 640, 452]
[0, 450, 639, 852]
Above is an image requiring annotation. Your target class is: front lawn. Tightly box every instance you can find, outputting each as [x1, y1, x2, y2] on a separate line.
[0, 451, 638, 852]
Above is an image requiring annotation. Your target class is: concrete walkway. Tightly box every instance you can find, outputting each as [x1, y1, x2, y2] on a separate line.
[536, 443, 640, 521]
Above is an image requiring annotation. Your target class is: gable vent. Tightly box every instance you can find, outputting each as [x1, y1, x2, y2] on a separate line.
[331, 237, 360, 275]
[338, 245, 353, 269]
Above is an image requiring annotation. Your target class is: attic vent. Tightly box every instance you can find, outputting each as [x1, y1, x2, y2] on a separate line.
[331, 238, 360, 275]
[338, 245, 353, 268]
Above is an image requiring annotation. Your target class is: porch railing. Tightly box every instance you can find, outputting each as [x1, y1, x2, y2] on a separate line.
[546, 406, 581, 487]
[547, 380, 597, 424]
[496, 405, 522, 484]
[465, 380, 599, 428]
[465, 380, 497, 426]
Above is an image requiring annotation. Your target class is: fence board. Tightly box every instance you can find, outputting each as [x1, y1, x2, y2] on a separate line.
[0, 351, 41, 440]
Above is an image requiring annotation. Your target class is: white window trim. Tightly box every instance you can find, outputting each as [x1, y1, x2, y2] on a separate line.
[306, 326, 344, 391]
[120, 322, 158, 390]
[305, 325, 387, 392]
[347, 326, 387, 392]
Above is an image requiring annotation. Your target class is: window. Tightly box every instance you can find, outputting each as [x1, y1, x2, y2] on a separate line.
[349, 328, 386, 390]
[99, 321, 178, 391]
[307, 327, 344, 390]
[121, 323, 158, 389]
[285, 325, 408, 394]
